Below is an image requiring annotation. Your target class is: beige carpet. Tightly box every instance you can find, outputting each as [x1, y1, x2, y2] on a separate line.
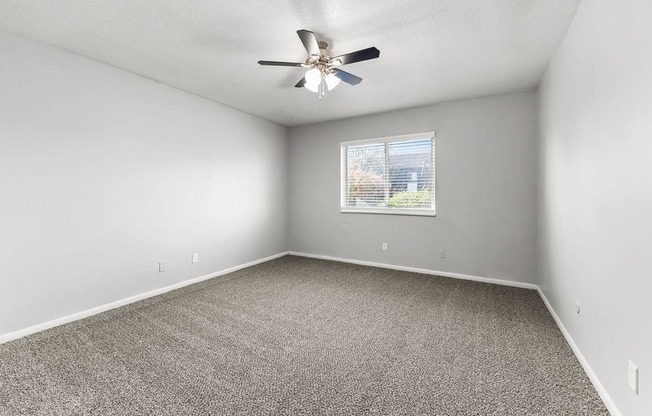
[0, 256, 608, 415]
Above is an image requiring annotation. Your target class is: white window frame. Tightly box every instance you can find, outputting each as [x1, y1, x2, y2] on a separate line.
[340, 131, 436, 217]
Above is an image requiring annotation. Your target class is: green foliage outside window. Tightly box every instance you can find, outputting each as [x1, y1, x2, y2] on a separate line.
[389, 189, 432, 208]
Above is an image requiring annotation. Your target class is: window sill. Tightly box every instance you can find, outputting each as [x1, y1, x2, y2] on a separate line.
[340, 208, 436, 217]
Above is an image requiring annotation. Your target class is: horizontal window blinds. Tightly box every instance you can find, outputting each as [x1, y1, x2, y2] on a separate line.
[341, 136, 434, 214]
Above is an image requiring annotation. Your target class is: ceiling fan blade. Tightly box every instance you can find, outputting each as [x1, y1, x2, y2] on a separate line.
[297, 29, 321, 57]
[295, 77, 307, 88]
[331, 68, 362, 85]
[258, 60, 306, 67]
[331, 47, 380, 65]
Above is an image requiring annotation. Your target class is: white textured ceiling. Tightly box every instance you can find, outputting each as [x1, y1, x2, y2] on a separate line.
[0, 0, 580, 126]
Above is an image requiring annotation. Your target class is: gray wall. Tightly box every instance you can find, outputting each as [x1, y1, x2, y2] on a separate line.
[288, 90, 538, 284]
[0, 30, 288, 336]
[538, 0, 651, 414]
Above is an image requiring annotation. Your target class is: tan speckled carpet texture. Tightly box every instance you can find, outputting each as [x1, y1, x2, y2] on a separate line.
[0, 256, 608, 415]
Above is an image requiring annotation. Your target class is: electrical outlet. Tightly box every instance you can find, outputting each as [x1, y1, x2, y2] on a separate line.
[192, 253, 199, 263]
[439, 249, 446, 259]
[382, 243, 388, 251]
[628, 360, 639, 394]
[575, 301, 580, 314]
[159, 261, 167, 272]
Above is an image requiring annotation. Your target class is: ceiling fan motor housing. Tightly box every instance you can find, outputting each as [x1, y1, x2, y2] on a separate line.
[305, 41, 335, 76]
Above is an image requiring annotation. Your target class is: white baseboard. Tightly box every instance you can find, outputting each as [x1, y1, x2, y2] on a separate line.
[288, 251, 538, 290]
[0, 251, 289, 345]
[536, 287, 621, 416]
[289, 251, 618, 415]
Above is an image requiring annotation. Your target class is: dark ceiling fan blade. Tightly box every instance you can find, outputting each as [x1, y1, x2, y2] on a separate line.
[331, 68, 362, 85]
[297, 29, 321, 57]
[295, 77, 307, 88]
[331, 47, 380, 65]
[258, 60, 306, 67]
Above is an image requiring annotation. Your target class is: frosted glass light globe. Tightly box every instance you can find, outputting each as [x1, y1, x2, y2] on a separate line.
[325, 73, 341, 90]
[304, 81, 319, 92]
[305, 68, 321, 85]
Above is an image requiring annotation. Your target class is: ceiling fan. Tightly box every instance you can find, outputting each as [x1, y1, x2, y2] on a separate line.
[258, 29, 380, 99]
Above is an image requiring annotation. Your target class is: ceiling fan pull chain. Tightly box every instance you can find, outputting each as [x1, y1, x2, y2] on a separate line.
[319, 76, 325, 100]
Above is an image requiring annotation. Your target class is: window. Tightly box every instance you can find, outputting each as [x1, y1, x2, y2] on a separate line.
[340, 132, 435, 216]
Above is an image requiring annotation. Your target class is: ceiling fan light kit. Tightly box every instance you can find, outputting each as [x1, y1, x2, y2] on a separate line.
[304, 68, 340, 95]
[258, 30, 380, 100]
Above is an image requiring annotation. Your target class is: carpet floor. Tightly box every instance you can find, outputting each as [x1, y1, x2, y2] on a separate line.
[0, 256, 608, 415]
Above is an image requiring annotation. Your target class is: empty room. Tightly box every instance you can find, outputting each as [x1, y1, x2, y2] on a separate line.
[0, 0, 649, 415]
